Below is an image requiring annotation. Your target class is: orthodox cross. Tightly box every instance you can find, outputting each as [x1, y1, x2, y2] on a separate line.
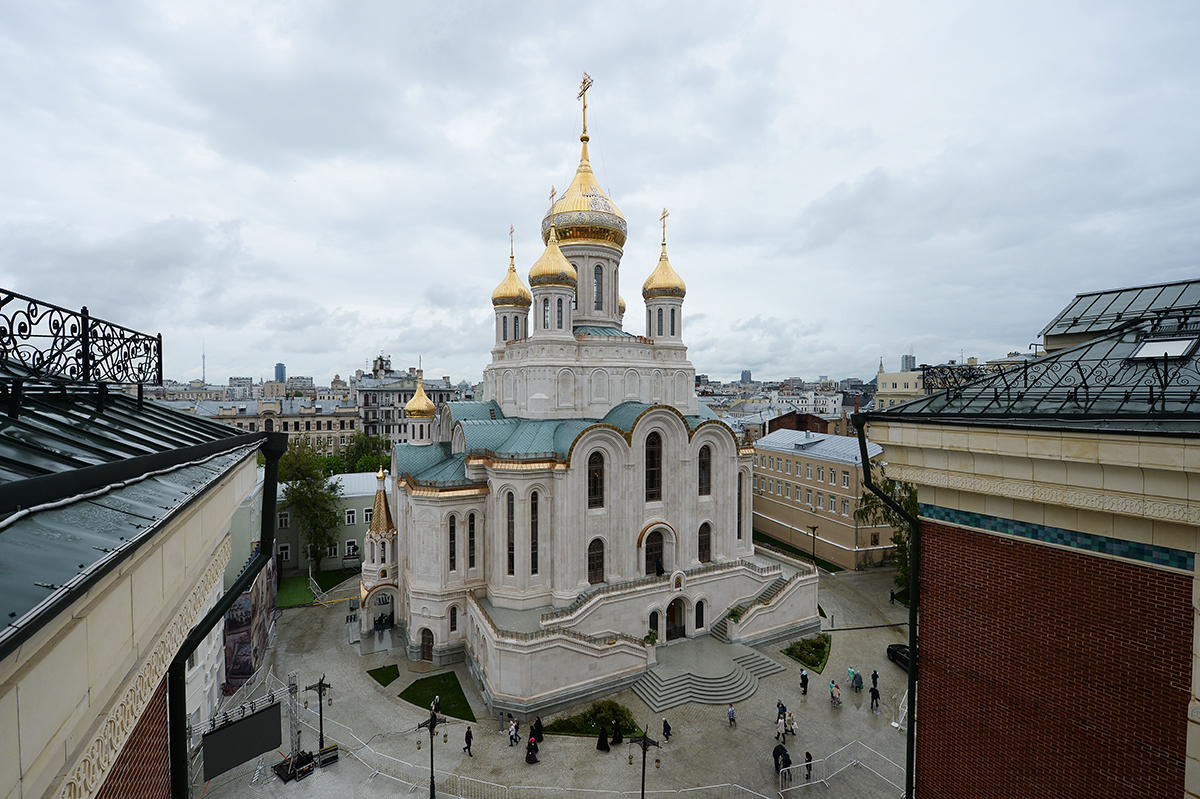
[509, 225, 514, 259]
[660, 208, 669, 245]
[579, 72, 593, 137]
[548, 185, 557, 216]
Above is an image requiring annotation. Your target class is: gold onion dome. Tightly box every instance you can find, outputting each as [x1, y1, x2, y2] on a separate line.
[404, 373, 436, 419]
[541, 137, 627, 248]
[619, 295, 626, 313]
[642, 242, 686, 300]
[492, 255, 532, 307]
[528, 225, 577, 288]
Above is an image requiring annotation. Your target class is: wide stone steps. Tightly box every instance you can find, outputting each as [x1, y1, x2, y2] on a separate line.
[709, 576, 791, 645]
[630, 647, 785, 712]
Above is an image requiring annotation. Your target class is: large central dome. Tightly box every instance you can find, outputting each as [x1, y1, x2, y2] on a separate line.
[541, 135, 627, 249]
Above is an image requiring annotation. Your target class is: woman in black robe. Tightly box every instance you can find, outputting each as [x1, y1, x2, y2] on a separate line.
[596, 722, 609, 751]
[533, 716, 544, 743]
[525, 736, 539, 764]
[610, 718, 623, 745]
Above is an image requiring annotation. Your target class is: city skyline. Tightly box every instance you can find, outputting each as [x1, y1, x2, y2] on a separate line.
[2, 2, 1198, 385]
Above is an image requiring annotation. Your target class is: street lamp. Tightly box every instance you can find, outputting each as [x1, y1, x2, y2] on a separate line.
[416, 709, 447, 799]
[808, 525, 819, 563]
[628, 720, 661, 799]
[305, 675, 332, 750]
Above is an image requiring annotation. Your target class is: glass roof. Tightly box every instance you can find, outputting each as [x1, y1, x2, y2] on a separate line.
[1039, 279, 1200, 338]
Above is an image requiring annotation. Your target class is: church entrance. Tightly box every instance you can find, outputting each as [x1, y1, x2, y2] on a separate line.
[645, 530, 664, 575]
[420, 628, 434, 661]
[666, 598, 686, 641]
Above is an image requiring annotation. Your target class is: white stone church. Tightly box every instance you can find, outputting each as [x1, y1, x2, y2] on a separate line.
[359, 92, 818, 716]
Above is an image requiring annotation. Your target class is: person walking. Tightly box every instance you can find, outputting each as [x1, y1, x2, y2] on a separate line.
[780, 750, 793, 786]
[869, 685, 881, 711]
[533, 715, 544, 743]
[662, 718, 672, 742]
[611, 718, 623, 745]
[831, 682, 842, 707]
[800, 669, 808, 695]
[847, 665, 855, 684]
[596, 722, 610, 752]
[772, 743, 787, 774]
[890, 589, 895, 605]
[775, 715, 786, 741]
[786, 711, 797, 737]
[463, 726, 473, 756]
[525, 735, 539, 764]
[777, 700, 787, 719]
[433, 695, 441, 714]
[853, 669, 863, 693]
[872, 669, 879, 689]
[727, 703, 736, 727]
[805, 751, 813, 781]
[509, 717, 519, 746]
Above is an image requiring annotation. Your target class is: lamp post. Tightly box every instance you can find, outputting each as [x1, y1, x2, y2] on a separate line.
[417, 709, 447, 799]
[808, 525, 819, 563]
[304, 675, 331, 750]
[628, 721, 661, 799]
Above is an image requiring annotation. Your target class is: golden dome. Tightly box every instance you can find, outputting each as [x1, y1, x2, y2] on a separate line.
[492, 255, 532, 307]
[642, 242, 686, 300]
[619, 295, 626, 313]
[404, 373, 436, 419]
[541, 137, 627, 249]
[528, 225, 577, 288]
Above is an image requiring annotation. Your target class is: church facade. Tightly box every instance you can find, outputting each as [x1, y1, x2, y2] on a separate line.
[362, 92, 818, 716]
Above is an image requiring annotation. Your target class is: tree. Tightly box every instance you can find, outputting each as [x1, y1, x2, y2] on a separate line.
[279, 436, 344, 573]
[340, 431, 391, 474]
[854, 464, 918, 589]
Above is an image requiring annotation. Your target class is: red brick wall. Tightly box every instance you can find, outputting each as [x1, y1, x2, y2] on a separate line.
[917, 520, 1190, 798]
[96, 676, 170, 799]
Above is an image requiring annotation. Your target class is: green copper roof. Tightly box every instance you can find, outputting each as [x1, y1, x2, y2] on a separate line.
[573, 325, 639, 338]
[445, 400, 504, 422]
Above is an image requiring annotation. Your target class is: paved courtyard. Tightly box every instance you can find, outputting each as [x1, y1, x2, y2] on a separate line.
[198, 567, 910, 798]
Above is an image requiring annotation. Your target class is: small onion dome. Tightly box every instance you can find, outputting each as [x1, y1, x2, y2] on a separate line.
[404, 373, 436, 419]
[642, 242, 687, 300]
[541, 138, 627, 248]
[619, 295, 626, 314]
[528, 225, 577, 288]
[492, 255, 532, 307]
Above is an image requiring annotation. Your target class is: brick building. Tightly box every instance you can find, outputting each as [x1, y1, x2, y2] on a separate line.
[860, 279, 1200, 797]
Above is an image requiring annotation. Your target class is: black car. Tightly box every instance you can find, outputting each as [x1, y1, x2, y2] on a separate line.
[886, 643, 910, 671]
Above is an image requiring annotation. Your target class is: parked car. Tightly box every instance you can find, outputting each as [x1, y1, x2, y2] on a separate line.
[886, 643, 910, 671]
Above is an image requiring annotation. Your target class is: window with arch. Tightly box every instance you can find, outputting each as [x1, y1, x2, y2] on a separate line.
[265, 418, 274, 432]
[369, 540, 376, 563]
[647, 309, 651, 335]
[657, 308, 663, 336]
[737, 473, 744, 539]
[645, 529, 664, 575]
[450, 606, 458, 632]
[698, 445, 712, 496]
[506, 492, 515, 576]
[556, 298, 563, 329]
[502, 316, 508, 341]
[645, 432, 662, 502]
[594, 265, 603, 310]
[513, 317, 519, 339]
[468, 513, 476, 568]
[587, 451, 604, 508]
[695, 600, 705, 629]
[530, 491, 539, 575]
[543, 297, 550, 329]
[381, 540, 387, 563]
[698, 522, 712, 563]
[448, 516, 457, 572]
[587, 539, 605, 584]
[670, 308, 676, 336]
[649, 610, 659, 634]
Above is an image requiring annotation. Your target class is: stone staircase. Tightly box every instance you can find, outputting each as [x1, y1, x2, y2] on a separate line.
[630, 640, 786, 712]
[710, 576, 790, 644]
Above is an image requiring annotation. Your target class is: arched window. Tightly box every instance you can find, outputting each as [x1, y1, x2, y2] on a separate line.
[556, 298, 563, 329]
[587, 539, 605, 584]
[649, 610, 659, 634]
[645, 432, 662, 502]
[698, 445, 712, 496]
[530, 491, 539, 575]
[737, 474, 743, 540]
[695, 600, 705, 629]
[502, 316, 508, 341]
[543, 298, 550, 329]
[381, 540, 387, 563]
[448, 516, 457, 572]
[450, 606, 458, 632]
[657, 308, 663, 336]
[670, 308, 676, 336]
[513, 317, 519, 339]
[468, 513, 476, 568]
[647, 309, 651, 336]
[594, 265, 603, 311]
[265, 418, 274, 432]
[645, 530, 664, 575]
[506, 492, 515, 576]
[698, 523, 712, 563]
[369, 541, 376, 563]
[588, 451, 604, 508]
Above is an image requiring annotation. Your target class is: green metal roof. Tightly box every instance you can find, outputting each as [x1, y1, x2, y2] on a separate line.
[445, 400, 504, 422]
[573, 325, 639, 338]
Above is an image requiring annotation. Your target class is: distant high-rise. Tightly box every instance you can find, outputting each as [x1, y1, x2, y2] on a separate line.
[741, 369, 752, 383]
[275, 363, 286, 383]
[901, 354, 917, 372]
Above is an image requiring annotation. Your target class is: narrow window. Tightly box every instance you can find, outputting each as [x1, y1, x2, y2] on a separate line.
[657, 308, 663, 336]
[514, 317, 520, 338]
[369, 541, 376, 562]
[557, 298, 563, 329]
[647, 309, 651, 335]
[649, 611, 659, 634]
[842, 498, 850, 516]
[450, 606, 458, 632]
[698, 523, 711, 563]
[588, 451, 605, 508]
[698, 445, 711, 496]
[588, 539, 605, 584]
[381, 540, 387, 562]
[645, 432, 662, 502]
[695, 600, 705, 629]
[506, 492, 515, 575]
[468, 513, 476, 568]
[345, 509, 356, 526]
[645, 530, 664, 575]
[670, 308, 675, 336]
[503, 316, 508, 341]
[737, 473, 743, 539]
[530, 491, 539, 575]
[594, 265, 603, 311]
[449, 516, 457, 572]
[543, 298, 550, 329]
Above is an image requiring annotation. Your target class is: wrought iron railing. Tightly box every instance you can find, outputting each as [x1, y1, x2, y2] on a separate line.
[0, 288, 162, 384]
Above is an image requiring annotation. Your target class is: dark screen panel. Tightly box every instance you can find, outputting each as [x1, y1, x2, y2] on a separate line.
[202, 702, 282, 781]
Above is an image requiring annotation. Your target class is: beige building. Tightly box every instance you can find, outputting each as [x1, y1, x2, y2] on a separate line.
[158, 398, 359, 452]
[751, 429, 893, 569]
[875, 366, 925, 409]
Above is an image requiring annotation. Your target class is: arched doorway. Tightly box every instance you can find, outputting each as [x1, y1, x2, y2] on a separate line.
[420, 628, 434, 661]
[695, 600, 705, 630]
[645, 530, 664, 575]
[649, 611, 659, 636]
[588, 539, 605, 584]
[666, 598, 686, 641]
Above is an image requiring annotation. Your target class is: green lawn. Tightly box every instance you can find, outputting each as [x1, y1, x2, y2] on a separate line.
[753, 531, 845, 573]
[276, 571, 358, 608]
[782, 632, 832, 674]
[367, 664, 400, 687]
[398, 672, 476, 722]
[543, 699, 643, 738]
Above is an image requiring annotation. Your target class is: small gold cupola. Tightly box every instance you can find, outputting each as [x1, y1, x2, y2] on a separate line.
[642, 209, 686, 300]
[492, 253, 532, 308]
[404, 371, 436, 419]
[528, 224, 577, 288]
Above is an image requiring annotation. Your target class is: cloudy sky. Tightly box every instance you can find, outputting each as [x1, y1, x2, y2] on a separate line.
[2, 2, 1198, 386]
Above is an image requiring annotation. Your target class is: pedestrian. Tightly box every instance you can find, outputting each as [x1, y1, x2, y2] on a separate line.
[533, 715, 544, 743]
[872, 669, 879, 689]
[434, 695, 441, 714]
[890, 589, 895, 605]
[870, 685, 880, 711]
[775, 715, 785, 741]
[805, 751, 813, 781]
[772, 743, 787, 773]
[611, 718, 623, 745]
[847, 665, 855, 684]
[509, 718, 518, 746]
[833, 683, 842, 706]
[780, 750, 793, 785]
[727, 703, 736, 727]
[597, 722, 610, 751]
[662, 718, 672, 742]
[853, 670, 863, 693]
[777, 700, 787, 719]
[463, 726, 473, 756]
[787, 711, 797, 737]
[800, 669, 808, 695]
[829, 680, 836, 701]
[525, 735, 539, 764]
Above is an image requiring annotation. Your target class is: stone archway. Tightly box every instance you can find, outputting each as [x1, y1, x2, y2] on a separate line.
[420, 628, 434, 661]
[666, 597, 687, 641]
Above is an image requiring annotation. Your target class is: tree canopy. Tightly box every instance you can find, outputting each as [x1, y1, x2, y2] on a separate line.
[341, 431, 391, 474]
[854, 464, 918, 588]
[279, 436, 344, 572]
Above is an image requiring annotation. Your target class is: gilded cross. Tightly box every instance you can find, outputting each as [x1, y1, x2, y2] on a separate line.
[509, 225, 515, 259]
[661, 208, 669, 244]
[578, 72, 593, 136]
